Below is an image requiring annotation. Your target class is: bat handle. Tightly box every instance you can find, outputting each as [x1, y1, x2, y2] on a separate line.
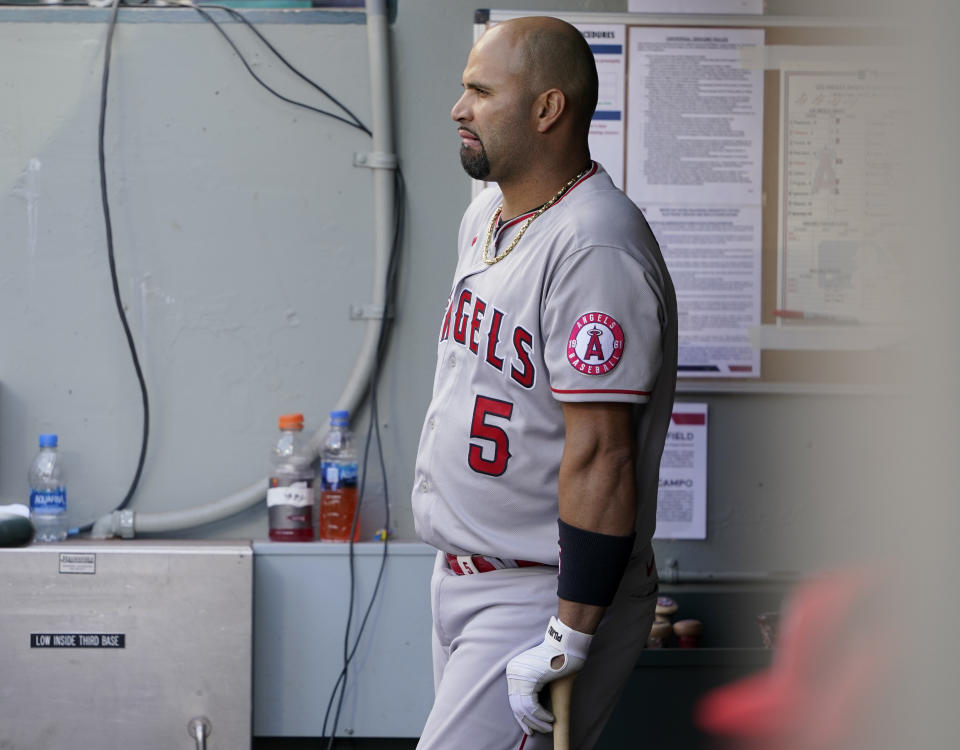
[551, 673, 576, 750]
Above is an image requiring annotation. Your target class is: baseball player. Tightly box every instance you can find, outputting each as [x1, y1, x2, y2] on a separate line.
[412, 17, 677, 750]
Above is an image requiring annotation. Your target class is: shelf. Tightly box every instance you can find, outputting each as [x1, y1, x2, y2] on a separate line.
[748, 323, 907, 351]
[638, 647, 773, 669]
[251, 539, 434, 557]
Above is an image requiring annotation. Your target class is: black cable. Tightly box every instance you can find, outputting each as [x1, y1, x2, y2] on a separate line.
[191, 4, 371, 135]
[197, 2, 371, 137]
[77, 0, 151, 534]
[321, 167, 406, 743]
[321, 166, 405, 748]
[321, 390, 382, 746]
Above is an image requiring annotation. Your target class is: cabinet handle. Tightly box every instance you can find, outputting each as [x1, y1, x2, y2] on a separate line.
[188, 717, 212, 750]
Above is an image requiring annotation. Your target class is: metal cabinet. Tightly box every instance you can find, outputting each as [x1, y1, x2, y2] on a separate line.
[0, 540, 253, 750]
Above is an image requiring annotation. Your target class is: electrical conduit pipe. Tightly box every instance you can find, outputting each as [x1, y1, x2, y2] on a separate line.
[92, 0, 396, 538]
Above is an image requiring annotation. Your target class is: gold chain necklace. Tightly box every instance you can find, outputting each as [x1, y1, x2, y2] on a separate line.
[481, 166, 591, 266]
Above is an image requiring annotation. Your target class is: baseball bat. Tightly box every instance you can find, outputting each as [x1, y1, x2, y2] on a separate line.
[551, 674, 576, 750]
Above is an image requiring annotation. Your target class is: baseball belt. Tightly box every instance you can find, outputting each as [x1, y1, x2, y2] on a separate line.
[445, 553, 549, 575]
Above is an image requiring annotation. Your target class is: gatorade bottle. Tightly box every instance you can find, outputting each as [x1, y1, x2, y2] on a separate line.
[267, 413, 315, 542]
[319, 410, 360, 542]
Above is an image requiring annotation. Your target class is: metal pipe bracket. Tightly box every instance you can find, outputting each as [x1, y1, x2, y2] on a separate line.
[353, 151, 398, 170]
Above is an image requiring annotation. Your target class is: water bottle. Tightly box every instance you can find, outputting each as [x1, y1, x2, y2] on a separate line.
[267, 413, 315, 542]
[319, 410, 360, 542]
[28, 434, 67, 543]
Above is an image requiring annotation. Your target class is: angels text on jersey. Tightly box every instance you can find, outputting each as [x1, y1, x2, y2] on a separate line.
[440, 286, 536, 390]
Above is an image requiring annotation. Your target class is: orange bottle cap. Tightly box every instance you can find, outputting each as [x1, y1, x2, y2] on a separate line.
[278, 413, 304, 430]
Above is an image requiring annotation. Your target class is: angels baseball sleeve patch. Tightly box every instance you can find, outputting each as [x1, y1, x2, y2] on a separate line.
[566, 311, 625, 375]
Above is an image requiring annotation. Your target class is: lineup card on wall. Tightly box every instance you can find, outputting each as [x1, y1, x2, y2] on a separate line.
[626, 27, 765, 377]
[778, 67, 908, 324]
[655, 403, 708, 540]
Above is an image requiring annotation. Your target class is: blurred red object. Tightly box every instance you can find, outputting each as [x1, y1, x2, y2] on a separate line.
[696, 566, 894, 750]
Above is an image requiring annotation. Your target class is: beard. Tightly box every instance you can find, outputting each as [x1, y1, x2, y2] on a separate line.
[459, 141, 491, 181]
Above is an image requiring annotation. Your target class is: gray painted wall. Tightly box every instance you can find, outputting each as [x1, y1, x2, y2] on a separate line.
[0, 1, 909, 576]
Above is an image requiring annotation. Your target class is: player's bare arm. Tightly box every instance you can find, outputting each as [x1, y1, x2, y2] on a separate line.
[504, 400, 639, 735]
[556, 400, 637, 635]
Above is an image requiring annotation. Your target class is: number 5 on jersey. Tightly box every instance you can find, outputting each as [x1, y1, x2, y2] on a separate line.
[469, 395, 514, 476]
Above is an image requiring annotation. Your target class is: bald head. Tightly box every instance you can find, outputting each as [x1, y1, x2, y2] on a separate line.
[488, 17, 599, 136]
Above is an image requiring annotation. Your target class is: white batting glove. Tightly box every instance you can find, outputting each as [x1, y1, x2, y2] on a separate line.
[505, 616, 593, 735]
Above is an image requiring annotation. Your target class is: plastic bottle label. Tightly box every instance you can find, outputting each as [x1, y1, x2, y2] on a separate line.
[321, 462, 358, 490]
[30, 488, 66, 514]
[266, 481, 313, 508]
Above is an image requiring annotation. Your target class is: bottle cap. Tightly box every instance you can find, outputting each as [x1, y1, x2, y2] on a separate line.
[38, 434, 58, 448]
[330, 410, 349, 424]
[277, 413, 304, 431]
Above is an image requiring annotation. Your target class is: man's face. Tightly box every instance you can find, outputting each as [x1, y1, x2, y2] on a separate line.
[450, 28, 532, 183]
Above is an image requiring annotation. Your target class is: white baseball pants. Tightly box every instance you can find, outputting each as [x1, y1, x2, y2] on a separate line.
[417, 548, 658, 750]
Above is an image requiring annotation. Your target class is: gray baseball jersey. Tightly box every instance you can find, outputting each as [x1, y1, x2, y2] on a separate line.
[412, 162, 678, 564]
